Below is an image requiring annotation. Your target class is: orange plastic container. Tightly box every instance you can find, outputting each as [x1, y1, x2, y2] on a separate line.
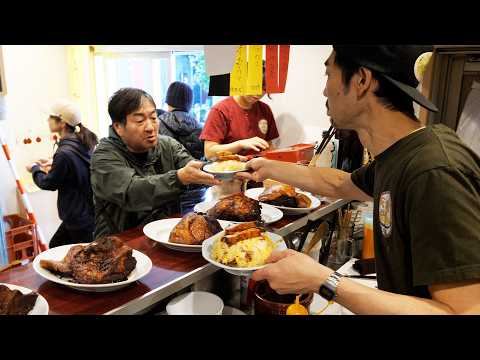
[260, 143, 314, 163]
[4, 214, 39, 263]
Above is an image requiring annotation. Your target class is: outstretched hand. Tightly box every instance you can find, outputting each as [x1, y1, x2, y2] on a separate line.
[252, 249, 331, 294]
[177, 160, 222, 186]
[235, 157, 272, 182]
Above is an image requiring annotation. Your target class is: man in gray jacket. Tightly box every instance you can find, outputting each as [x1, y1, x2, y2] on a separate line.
[91, 88, 220, 239]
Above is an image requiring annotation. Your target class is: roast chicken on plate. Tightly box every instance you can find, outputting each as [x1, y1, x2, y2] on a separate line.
[40, 236, 137, 284]
[0, 285, 38, 315]
[169, 212, 223, 245]
[259, 180, 312, 208]
[207, 193, 262, 222]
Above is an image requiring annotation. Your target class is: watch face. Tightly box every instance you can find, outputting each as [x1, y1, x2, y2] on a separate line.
[319, 285, 335, 301]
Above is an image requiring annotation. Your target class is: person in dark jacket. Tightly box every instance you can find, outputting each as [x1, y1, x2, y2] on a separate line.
[157, 81, 206, 214]
[158, 81, 204, 159]
[26, 100, 98, 248]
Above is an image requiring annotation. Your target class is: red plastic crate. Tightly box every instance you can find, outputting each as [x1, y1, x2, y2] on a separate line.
[260, 143, 315, 163]
[4, 214, 39, 264]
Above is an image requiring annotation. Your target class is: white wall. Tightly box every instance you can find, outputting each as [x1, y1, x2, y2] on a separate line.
[0, 45, 69, 241]
[0, 44, 334, 243]
[263, 45, 333, 148]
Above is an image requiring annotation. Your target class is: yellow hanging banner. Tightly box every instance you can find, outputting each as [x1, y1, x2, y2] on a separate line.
[246, 45, 263, 95]
[229, 45, 247, 96]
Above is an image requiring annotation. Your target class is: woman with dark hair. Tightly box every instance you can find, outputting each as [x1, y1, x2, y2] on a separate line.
[157, 81, 206, 214]
[26, 100, 98, 248]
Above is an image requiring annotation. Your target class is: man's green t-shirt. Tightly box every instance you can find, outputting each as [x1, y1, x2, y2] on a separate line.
[351, 124, 480, 298]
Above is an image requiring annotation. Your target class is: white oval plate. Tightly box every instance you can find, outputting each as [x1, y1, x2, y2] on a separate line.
[201, 230, 288, 277]
[245, 187, 323, 214]
[33, 244, 152, 293]
[143, 218, 234, 252]
[193, 200, 283, 224]
[0, 283, 49, 315]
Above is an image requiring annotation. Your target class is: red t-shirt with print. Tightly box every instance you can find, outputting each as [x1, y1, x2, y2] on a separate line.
[200, 97, 279, 155]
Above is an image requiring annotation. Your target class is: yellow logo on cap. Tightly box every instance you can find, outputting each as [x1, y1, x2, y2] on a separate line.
[414, 52, 433, 83]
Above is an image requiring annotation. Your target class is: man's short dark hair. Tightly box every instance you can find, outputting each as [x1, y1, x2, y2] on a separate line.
[333, 49, 417, 121]
[108, 88, 157, 125]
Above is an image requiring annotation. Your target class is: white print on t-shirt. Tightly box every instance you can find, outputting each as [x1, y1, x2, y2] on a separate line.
[258, 119, 268, 135]
[379, 191, 392, 238]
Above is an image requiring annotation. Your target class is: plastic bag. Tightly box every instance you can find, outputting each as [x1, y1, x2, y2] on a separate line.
[457, 81, 480, 157]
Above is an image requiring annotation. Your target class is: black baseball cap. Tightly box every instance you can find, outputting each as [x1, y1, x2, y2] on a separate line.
[333, 45, 438, 112]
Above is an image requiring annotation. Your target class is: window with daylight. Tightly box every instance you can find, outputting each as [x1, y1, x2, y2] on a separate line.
[94, 49, 226, 138]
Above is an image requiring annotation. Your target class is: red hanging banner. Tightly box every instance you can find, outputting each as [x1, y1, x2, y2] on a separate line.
[265, 45, 290, 93]
[278, 45, 290, 92]
[265, 45, 279, 93]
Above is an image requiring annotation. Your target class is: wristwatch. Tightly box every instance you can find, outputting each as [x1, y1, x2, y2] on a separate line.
[318, 271, 343, 301]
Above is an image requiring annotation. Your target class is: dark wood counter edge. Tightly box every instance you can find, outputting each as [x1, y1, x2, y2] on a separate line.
[104, 263, 218, 315]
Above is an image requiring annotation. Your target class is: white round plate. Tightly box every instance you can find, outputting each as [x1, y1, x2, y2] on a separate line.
[193, 200, 283, 224]
[33, 244, 152, 293]
[0, 283, 49, 315]
[201, 230, 288, 276]
[143, 218, 234, 252]
[245, 187, 323, 214]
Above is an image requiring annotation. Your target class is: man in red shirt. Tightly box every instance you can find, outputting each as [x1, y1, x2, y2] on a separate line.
[200, 92, 280, 159]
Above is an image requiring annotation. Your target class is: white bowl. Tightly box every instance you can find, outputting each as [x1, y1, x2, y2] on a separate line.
[166, 291, 224, 315]
[202, 163, 247, 181]
[201, 230, 288, 277]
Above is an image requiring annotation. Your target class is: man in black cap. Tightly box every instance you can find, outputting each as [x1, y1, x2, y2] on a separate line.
[238, 46, 480, 314]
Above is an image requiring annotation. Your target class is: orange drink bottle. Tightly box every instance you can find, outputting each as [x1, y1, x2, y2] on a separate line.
[362, 213, 375, 259]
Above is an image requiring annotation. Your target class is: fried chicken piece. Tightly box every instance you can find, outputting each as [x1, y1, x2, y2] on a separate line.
[216, 151, 242, 161]
[70, 237, 136, 284]
[259, 184, 298, 207]
[169, 213, 222, 245]
[207, 193, 261, 222]
[39, 244, 84, 277]
[224, 221, 257, 235]
[295, 193, 312, 208]
[0, 285, 38, 315]
[222, 228, 263, 246]
[259, 183, 311, 208]
[40, 237, 137, 284]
